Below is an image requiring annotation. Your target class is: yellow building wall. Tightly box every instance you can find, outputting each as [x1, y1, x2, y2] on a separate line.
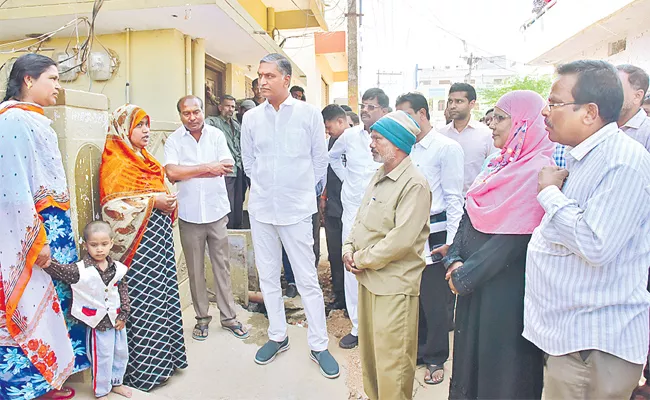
[0, 29, 186, 123]
[237, 0, 268, 30]
[226, 63, 248, 100]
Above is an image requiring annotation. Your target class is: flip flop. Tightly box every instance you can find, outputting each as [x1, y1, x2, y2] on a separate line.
[222, 321, 250, 339]
[40, 386, 76, 400]
[192, 323, 209, 341]
[424, 364, 444, 385]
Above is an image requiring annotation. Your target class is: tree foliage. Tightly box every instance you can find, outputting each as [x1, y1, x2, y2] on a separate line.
[479, 75, 553, 109]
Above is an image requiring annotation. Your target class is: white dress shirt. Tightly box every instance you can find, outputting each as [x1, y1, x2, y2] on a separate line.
[410, 129, 465, 263]
[621, 108, 650, 152]
[164, 124, 233, 224]
[524, 123, 650, 364]
[241, 96, 328, 226]
[439, 119, 495, 196]
[328, 124, 382, 218]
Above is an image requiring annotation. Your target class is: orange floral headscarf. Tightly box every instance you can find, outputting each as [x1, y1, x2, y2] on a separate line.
[99, 104, 173, 266]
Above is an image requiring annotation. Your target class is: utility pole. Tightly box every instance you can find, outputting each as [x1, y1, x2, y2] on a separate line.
[347, 0, 359, 113]
[463, 52, 481, 83]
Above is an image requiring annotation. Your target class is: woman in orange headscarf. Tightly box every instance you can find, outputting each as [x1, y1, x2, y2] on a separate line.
[99, 104, 187, 391]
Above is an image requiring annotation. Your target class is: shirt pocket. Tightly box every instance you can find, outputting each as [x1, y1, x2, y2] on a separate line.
[360, 198, 392, 233]
[283, 128, 309, 157]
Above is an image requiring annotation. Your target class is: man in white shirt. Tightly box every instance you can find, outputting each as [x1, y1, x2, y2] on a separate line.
[164, 95, 248, 342]
[440, 83, 495, 196]
[241, 53, 339, 378]
[396, 92, 464, 385]
[525, 60, 650, 399]
[616, 63, 650, 400]
[617, 64, 650, 151]
[328, 88, 387, 349]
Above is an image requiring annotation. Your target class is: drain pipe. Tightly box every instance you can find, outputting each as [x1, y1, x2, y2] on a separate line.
[125, 28, 131, 104]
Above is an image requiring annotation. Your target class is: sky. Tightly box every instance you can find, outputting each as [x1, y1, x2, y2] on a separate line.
[357, 0, 535, 89]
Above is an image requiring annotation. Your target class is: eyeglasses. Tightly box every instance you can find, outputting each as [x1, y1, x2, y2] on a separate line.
[545, 101, 581, 112]
[492, 114, 510, 123]
[359, 103, 381, 111]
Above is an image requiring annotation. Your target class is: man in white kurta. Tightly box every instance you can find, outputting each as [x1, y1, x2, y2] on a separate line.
[328, 88, 387, 349]
[241, 53, 339, 378]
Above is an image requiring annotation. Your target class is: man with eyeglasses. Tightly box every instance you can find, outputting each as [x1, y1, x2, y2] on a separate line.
[439, 83, 495, 197]
[524, 60, 650, 399]
[328, 88, 387, 349]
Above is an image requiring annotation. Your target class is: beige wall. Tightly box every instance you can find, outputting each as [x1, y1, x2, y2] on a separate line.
[1, 29, 188, 122]
[225, 63, 248, 100]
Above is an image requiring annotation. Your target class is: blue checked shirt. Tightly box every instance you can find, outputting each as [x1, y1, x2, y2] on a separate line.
[524, 123, 650, 364]
[552, 143, 566, 168]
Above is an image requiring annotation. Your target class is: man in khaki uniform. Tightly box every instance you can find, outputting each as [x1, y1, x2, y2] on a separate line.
[342, 111, 431, 400]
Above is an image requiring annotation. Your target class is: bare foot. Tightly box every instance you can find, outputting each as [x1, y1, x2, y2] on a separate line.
[111, 385, 133, 398]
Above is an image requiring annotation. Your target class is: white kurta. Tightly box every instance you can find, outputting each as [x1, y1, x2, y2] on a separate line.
[241, 95, 329, 351]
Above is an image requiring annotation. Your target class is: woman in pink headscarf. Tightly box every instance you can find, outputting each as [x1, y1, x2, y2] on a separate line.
[443, 90, 554, 400]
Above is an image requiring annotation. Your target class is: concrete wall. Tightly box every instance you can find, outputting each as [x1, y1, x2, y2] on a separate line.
[519, 0, 636, 63]
[571, 25, 650, 72]
[0, 29, 188, 122]
[226, 63, 249, 99]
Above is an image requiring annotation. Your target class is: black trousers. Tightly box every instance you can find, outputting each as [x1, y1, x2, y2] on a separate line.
[324, 215, 345, 302]
[225, 169, 245, 229]
[418, 231, 450, 366]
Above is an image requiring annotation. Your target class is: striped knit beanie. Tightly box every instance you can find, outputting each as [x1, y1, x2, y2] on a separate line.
[370, 110, 420, 155]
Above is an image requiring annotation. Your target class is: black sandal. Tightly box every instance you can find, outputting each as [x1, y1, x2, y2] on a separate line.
[424, 364, 444, 385]
[222, 321, 250, 339]
[192, 323, 209, 341]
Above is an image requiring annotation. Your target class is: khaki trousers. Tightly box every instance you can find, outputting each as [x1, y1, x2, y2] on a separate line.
[358, 284, 419, 400]
[543, 350, 643, 399]
[179, 217, 237, 326]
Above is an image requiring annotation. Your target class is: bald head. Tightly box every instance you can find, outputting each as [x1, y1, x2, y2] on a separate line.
[83, 220, 113, 241]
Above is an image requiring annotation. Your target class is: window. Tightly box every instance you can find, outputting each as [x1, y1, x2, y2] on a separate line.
[438, 100, 445, 111]
[608, 39, 627, 56]
[420, 80, 431, 86]
[438, 79, 451, 85]
[493, 78, 503, 84]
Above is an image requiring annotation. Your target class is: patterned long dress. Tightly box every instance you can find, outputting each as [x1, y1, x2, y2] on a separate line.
[0, 207, 90, 399]
[123, 209, 188, 391]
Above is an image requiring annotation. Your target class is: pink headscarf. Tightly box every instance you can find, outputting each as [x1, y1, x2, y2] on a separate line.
[466, 90, 555, 234]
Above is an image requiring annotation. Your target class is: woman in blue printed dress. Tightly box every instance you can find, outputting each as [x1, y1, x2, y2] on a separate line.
[0, 54, 89, 399]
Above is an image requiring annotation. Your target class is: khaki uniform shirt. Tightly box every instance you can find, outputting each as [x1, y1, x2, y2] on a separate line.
[206, 115, 242, 177]
[342, 157, 431, 296]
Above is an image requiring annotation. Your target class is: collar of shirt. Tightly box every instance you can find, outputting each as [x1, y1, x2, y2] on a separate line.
[415, 128, 436, 149]
[445, 119, 481, 134]
[263, 94, 297, 111]
[181, 123, 208, 137]
[568, 122, 619, 162]
[83, 254, 115, 270]
[623, 108, 648, 130]
[379, 157, 413, 182]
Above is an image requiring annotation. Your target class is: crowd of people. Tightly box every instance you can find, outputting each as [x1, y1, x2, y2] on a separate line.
[1, 49, 650, 400]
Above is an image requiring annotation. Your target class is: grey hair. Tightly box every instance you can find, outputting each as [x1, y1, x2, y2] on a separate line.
[260, 53, 292, 77]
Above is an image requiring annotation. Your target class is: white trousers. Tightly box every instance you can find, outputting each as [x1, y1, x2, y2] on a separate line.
[342, 208, 359, 336]
[86, 327, 128, 397]
[250, 216, 329, 351]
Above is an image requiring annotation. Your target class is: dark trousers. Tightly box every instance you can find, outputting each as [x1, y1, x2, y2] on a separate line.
[225, 169, 245, 229]
[418, 263, 451, 365]
[324, 215, 345, 302]
[284, 211, 320, 284]
[418, 231, 450, 366]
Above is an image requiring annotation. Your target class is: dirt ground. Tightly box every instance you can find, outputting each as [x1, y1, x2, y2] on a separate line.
[316, 234, 368, 400]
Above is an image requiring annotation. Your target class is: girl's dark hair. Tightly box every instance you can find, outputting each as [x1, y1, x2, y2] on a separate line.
[3, 53, 57, 102]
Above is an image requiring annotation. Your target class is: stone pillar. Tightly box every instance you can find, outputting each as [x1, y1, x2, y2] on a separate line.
[46, 89, 109, 251]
